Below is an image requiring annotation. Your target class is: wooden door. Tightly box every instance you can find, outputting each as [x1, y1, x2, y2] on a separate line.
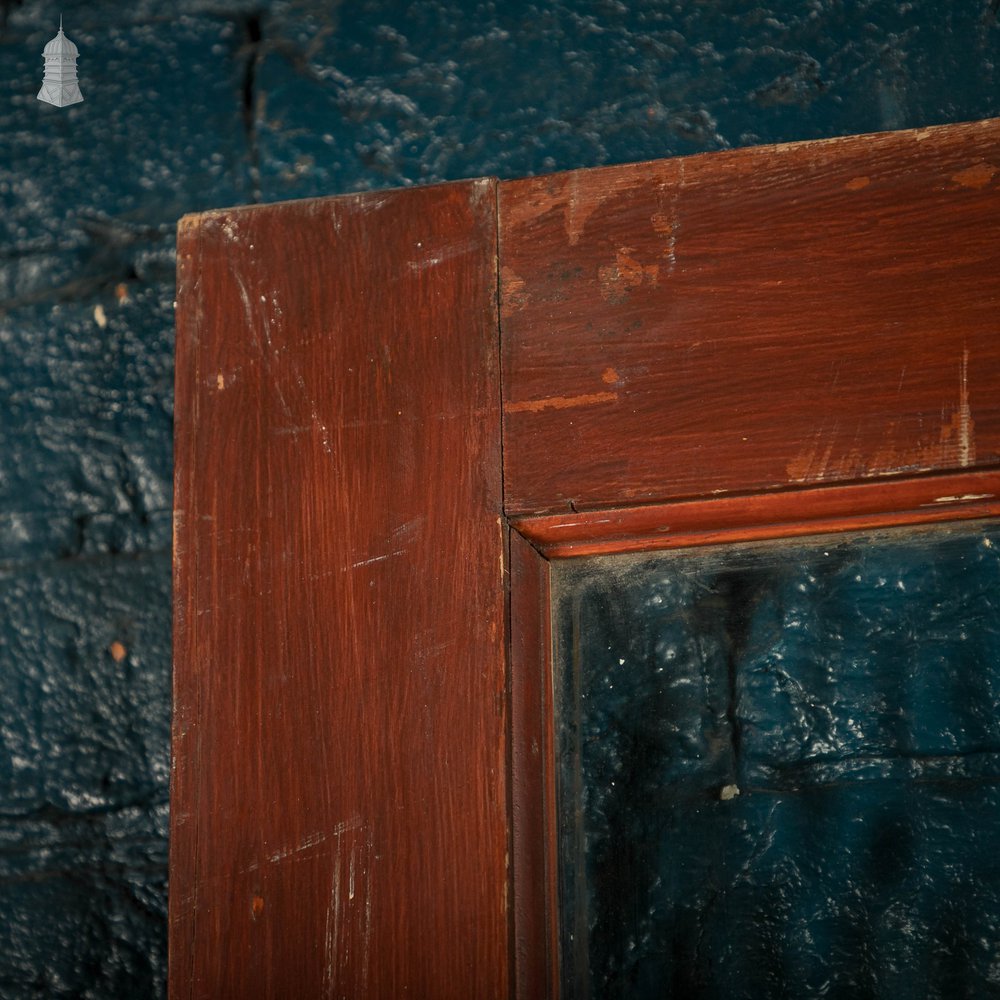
[171, 118, 1000, 998]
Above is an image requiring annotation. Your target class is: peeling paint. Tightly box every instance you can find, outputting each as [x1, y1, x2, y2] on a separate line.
[844, 175, 871, 190]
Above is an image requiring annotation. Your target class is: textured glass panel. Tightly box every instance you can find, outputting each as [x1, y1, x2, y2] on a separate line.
[552, 520, 1000, 1000]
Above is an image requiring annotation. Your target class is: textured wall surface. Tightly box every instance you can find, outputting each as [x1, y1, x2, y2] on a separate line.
[0, 1, 997, 996]
[553, 523, 1000, 998]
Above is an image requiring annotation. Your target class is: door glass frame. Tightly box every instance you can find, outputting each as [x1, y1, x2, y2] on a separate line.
[509, 470, 1000, 997]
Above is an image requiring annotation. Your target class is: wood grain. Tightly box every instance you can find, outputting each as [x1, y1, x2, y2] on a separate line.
[499, 118, 1000, 516]
[171, 180, 507, 998]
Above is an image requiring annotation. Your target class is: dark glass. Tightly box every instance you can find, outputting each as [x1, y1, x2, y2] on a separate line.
[552, 521, 1000, 1000]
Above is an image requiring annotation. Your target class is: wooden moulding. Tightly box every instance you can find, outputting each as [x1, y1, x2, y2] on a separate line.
[507, 469, 1000, 998]
[508, 530, 558, 1000]
[513, 467, 1000, 559]
[171, 180, 508, 998]
[498, 117, 1000, 516]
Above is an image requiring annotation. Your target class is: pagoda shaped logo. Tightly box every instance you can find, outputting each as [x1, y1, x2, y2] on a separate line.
[37, 17, 83, 108]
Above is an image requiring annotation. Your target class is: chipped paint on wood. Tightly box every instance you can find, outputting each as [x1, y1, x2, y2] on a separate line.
[951, 162, 996, 189]
[597, 247, 659, 303]
[505, 391, 618, 414]
[651, 213, 677, 271]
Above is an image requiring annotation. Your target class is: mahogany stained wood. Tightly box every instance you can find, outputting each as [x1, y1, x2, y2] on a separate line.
[498, 118, 1000, 516]
[514, 468, 1000, 559]
[509, 530, 558, 1000]
[172, 118, 1000, 1000]
[171, 180, 508, 998]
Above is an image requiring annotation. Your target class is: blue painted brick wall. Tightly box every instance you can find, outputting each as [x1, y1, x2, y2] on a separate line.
[0, 1, 996, 996]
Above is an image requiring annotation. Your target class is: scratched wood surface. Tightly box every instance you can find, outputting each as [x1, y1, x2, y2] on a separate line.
[171, 181, 508, 998]
[498, 118, 1000, 516]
